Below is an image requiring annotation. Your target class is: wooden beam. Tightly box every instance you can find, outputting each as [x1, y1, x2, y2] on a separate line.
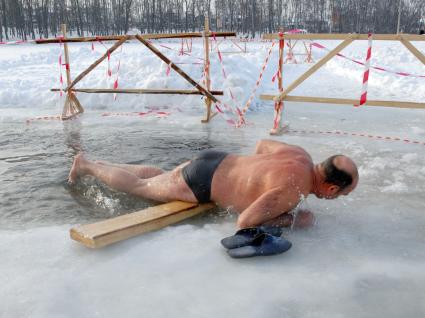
[202, 16, 213, 123]
[51, 88, 224, 95]
[60, 24, 84, 117]
[135, 34, 219, 103]
[35, 32, 236, 44]
[62, 25, 72, 88]
[260, 94, 425, 109]
[136, 31, 235, 40]
[270, 30, 285, 135]
[400, 36, 425, 66]
[274, 35, 355, 103]
[262, 33, 425, 41]
[62, 93, 84, 120]
[70, 201, 216, 248]
[66, 36, 128, 91]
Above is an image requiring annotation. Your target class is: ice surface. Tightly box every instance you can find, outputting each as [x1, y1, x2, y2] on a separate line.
[1, 39, 425, 318]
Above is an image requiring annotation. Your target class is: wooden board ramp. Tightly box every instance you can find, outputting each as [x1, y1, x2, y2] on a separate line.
[70, 201, 216, 248]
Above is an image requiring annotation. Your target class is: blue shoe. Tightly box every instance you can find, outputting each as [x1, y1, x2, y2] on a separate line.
[227, 233, 292, 258]
[220, 226, 284, 249]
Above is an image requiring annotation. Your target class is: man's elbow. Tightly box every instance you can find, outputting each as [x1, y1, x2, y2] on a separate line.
[237, 215, 258, 229]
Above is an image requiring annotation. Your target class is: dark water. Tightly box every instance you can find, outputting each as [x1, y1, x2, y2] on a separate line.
[0, 112, 250, 229]
[1, 105, 425, 232]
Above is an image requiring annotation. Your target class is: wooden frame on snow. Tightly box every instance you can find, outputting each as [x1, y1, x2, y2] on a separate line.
[37, 22, 235, 121]
[260, 33, 425, 134]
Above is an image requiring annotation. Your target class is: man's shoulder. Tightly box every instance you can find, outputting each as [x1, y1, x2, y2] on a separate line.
[271, 144, 312, 158]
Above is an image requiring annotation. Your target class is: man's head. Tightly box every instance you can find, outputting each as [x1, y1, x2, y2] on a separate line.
[315, 155, 359, 199]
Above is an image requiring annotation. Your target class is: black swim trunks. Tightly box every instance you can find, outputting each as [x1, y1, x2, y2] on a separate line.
[182, 149, 228, 203]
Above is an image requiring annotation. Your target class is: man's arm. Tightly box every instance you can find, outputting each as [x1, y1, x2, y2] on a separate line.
[255, 139, 288, 154]
[236, 187, 300, 228]
[262, 209, 316, 228]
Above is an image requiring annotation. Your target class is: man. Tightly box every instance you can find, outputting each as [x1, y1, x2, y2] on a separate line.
[68, 139, 358, 229]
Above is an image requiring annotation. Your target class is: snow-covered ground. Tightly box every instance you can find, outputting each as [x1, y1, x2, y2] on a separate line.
[0, 38, 425, 318]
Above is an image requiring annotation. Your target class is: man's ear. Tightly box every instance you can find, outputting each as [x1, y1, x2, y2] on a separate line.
[327, 184, 340, 195]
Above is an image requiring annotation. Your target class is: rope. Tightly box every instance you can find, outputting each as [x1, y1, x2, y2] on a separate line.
[102, 111, 170, 118]
[288, 128, 425, 146]
[26, 115, 62, 123]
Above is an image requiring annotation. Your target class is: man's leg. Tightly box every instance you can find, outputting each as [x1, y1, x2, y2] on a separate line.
[95, 160, 164, 178]
[69, 154, 197, 203]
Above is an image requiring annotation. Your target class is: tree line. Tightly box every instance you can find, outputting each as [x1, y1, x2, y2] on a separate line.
[0, 0, 423, 41]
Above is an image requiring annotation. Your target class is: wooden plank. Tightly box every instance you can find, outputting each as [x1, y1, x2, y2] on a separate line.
[51, 88, 224, 95]
[262, 33, 425, 41]
[135, 35, 219, 103]
[260, 94, 425, 109]
[70, 201, 216, 248]
[66, 36, 129, 91]
[274, 35, 355, 103]
[143, 32, 235, 40]
[400, 36, 425, 66]
[35, 32, 236, 44]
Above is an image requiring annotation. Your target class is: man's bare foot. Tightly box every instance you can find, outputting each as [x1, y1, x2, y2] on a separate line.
[68, 153, 86, 184]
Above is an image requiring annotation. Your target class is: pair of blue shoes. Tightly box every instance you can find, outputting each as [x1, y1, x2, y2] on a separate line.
[221, 226, 292, 258]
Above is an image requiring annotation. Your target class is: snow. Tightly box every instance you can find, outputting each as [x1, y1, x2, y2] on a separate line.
[0, 37, 425, 317]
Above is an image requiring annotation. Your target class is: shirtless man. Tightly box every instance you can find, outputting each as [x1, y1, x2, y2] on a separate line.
[68, 139, 358, 229]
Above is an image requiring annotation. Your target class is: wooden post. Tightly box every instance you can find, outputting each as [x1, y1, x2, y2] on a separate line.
[270, 29, 285, 135]
[202, 16, 213, 123]
[61, 24, 84, 119]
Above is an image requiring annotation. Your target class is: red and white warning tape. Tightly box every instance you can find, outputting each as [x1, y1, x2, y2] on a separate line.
[0, 39, 36, 45]
[356, 32, 373, 106]
[26, 115, 62, 123]
[112, 44, 124, 100]
[240, 41, 276, 119]
[288, 128, 425, 146]
[212, 33, 245, 124]
[155, 41, 205, 62]
[102, 111, 171, 118]
[311, 41, 425, 78]
[213, 102, 238, 126]
[58, 37, 65, 97]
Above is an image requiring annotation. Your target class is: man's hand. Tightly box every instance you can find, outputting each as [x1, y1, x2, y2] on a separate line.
[236, 187, 301, 229]
[292, 209, 315, 228]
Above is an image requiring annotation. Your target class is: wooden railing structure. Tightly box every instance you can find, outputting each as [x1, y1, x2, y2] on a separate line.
[261, 33, 425, 134]
[36, 21, 235, 122]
